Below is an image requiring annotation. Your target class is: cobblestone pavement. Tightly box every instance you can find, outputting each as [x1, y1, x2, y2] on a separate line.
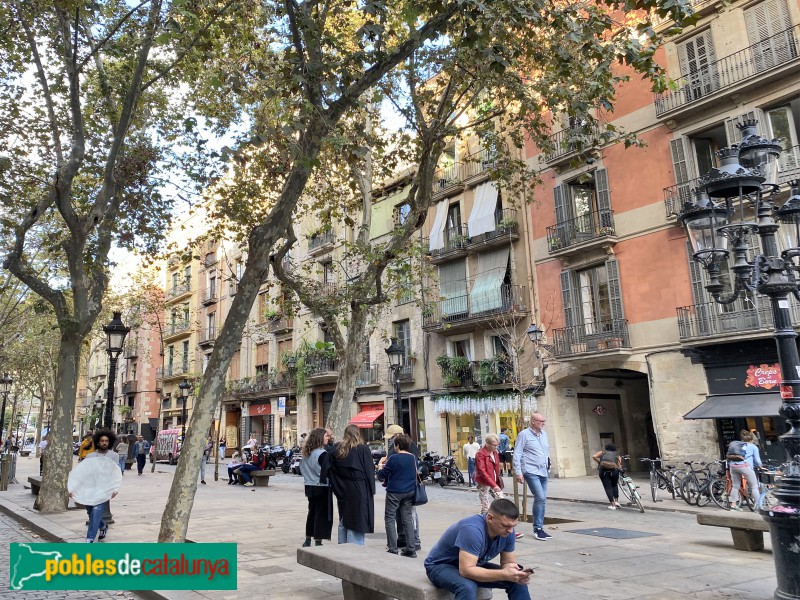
[0, 513, 140, 600]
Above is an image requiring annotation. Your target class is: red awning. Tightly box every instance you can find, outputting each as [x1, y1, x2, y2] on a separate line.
[348, 409, 384, 428]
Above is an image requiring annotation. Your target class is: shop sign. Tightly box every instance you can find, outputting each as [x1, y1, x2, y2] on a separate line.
[277, 397, 286, 416]
[248, 403, 270, 417]
[744, 363, 781, 390]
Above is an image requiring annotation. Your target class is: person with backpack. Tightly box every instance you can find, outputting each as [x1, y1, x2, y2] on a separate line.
[592, 443, 623, 510]
[726, 430, 762, 510]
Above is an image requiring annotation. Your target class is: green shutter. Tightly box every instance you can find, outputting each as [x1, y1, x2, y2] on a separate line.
[605, 258, 624, 323]
[560, 270, 575, 331]
[595, 168, 611, 227]
[686, 241, 712, 335]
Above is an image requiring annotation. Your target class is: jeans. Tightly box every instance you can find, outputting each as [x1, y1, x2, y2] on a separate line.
[468, 458, 476, 485]
[522, 473, 548, 530]
[118, 456, 126, 473]
[337, 519, 365, 545]
[385, 490, 415, 552]
[136, 454, 146, 474]
[85, 503, 107, 541]
[427, 562, 531, 600]
[199, 453, 208, 482]
[237, 463, 260, 483]
[396, 506, 421, 547]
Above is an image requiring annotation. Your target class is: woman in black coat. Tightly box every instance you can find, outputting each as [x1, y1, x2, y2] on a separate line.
[327, 424, 376, 544]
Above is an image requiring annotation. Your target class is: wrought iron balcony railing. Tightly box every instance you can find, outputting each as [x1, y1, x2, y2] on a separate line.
[542, 123, 602, 163]
[199, 326, 217, 345]
[677, 300, 800, 340]
[306, 356, 338, 377]
[166, 282, 191, 301]
[423, 284, 528, 329]
[460, 148, 497, 181]
[202, 284, 218, 305]
[550, 319, 631, 357]
[655, 24, 800, 116]
[546, 210, 615, 253]
[356, 364, 379, 387]
[165, 319, 192, 338]
[122, 380, 138, 395]
[308, 230, 336, 252]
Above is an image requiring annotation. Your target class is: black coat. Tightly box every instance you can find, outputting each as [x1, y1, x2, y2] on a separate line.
[328, 444, 376, 534]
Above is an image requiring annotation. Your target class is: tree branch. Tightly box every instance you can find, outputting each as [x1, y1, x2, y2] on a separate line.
[77, 1, 152, 71]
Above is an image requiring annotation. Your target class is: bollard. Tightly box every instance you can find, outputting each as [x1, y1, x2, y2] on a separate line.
[0, 454, 9, 491]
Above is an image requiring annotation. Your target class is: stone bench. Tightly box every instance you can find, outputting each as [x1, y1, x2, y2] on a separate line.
[28, 475, 42, 495]
[298, 545, 492, 600]
[19, 450, 31, 457]
[250, 469, 276, 487]
[697, 512, 770, 551]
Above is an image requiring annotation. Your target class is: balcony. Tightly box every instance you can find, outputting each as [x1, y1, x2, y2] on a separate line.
[550, 319, 631, 358]
[308, 230, 336, 256]
[306, 356, 338, 382]
[388, 364, 415, 384]
[198, 326, 217, 347]
[460, 148, 496, 186]
[432, 162, 464, 201]
[542, 123, 602, 166]
[423, 284, 529, 333]
[677, 300, 800, 343]
[123, 342, 138, 359]
[465, 208, 519, 251]
[88, 367, 106, 379]
[164, 319, 192, 340]
[655, 25, 800, 118]
[166, 281, 191, 302]
[267, 316, 294, 335]
[163, 363, 190, 379]
[437, 358, 516, 389]
[663, 144, 800, 219]
[122, 380, 138, 395]
[201, 284, 218, 306]
[356, 364, 380, 387]
[546, 210, 616, 255]
[426, 224, 469, 265]
[228, 372, 297, 397]
[651, 0, 719, 29]
[204, 253, 217, 268]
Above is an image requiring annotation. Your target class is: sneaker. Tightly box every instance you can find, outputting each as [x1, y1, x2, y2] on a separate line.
[515, 532, 525, 540]
[243, 481, 254, 487]
[98, 525, 108, 540]
[729, 505, 742, 512]
[608, 505, 617, 510]
[534, 529, 551, 541]
[401, 550, 417, 558]
[86, 539, 94, 543]
[301, 539, 311, 547]
[201, 480, 206, 485]
[387, 549, 399, 555]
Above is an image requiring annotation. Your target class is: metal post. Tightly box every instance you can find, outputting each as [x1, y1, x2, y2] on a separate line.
[394, 367, 402, 427]
[0, 391, 8, 446]
[104, 354, 119, 429]
[181, 396, 187, 440]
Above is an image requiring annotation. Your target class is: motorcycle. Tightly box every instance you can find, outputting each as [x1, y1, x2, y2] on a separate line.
[436, 455, 466, 487]
[418, 451, 441, 483]
[289, 452, 302, 475]
[282, 445, 300, 474]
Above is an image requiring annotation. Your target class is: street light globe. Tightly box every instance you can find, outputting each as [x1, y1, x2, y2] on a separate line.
[0, 372, 12, 395]
[385, 337, 404, 368]
[103, 311, 130, 358]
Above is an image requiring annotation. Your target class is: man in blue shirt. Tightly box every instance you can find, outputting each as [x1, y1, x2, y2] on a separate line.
[425, 498, 531, 599]
[498, 428, 511, 476]
[513, 413, 551, 541]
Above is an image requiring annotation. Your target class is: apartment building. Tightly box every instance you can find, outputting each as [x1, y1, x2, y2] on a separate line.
[527, 0, 800, 475]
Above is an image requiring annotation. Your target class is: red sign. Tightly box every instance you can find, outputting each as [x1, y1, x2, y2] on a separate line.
[248, 403, 271, 416]
[744, 363, 782, 390]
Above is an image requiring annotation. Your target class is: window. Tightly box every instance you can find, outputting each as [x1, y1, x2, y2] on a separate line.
[553, 169, 611, 244]
[765, 102, 800, 173]
[182, 341, 190, 370]
[206, 312, 215, 337]
[560, 259, 624, 337]
[395, 203, 411, 226]
[445, 203, 463, 248]
[131, 363, 137, 381]
[184, 266, 191, 285]
[207, 269, 217, 297]
[744, 0, 794, 73]
[322, 261, 335, 285]
[677, 30, 718, 101]
[258, 292, 268, 324]
[167, 346, 174, 370]
[171, 272, 179, 289]
[182, 304, 190, 323]
[448, 336, 472, 360]
[438, 259, 468, 318]
[393, 320, 412, 366]
[669, 123, 727, 205]
[469, 248, 510, 313]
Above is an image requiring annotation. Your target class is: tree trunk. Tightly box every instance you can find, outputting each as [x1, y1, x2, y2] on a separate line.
[36, 334, 81, 512]
[325, 306, 372, 436]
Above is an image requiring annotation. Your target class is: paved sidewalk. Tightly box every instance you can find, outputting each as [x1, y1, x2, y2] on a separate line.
[0, 455, 778, 599]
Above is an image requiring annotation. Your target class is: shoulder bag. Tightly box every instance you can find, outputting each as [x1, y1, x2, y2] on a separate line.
[412, 470, 428, 506]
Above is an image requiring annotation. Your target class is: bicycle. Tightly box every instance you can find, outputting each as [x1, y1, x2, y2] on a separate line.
[640, 458, 677, 502]
[617, 456, 644, 513]
[758, 467, 781, 510]
[719, 460, 756, 511]
[679, 460, 727, 508]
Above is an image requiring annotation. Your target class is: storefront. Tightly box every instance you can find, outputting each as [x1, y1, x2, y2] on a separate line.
[684, 352, 785, 464]
[348, 402, 385, 442]
[278, 395, 297, 447]
[248, 400, 274, 446]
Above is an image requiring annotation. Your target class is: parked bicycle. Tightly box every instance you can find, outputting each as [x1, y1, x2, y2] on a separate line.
[640, 457, 677, 502]
[679, 460, 727, 508]
[758, 466, 781, 510]
[617, 456, 644, 513]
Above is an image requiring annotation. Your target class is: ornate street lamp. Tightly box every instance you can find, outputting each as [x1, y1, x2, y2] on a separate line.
[678, 119, 799, 599]
[103, 312, 129, 429]
[179, 378, 192, 441]
[0, 373, 12, 453]
[385, 337, 405, 426]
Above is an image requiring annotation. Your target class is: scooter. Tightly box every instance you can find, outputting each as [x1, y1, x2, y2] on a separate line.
[436, 455, 465, 487]
[418, 451, 441, 483]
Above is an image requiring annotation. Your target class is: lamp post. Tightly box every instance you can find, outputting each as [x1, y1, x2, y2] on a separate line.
[677, 119, 800, 600]
[0, 373, 11, 451]
[103, 312, 130, 429]
[385, 337, 405, 427]
[179, 378, 192, 440]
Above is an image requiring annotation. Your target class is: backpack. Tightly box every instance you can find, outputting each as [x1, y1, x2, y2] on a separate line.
[726, 441, 747, 462]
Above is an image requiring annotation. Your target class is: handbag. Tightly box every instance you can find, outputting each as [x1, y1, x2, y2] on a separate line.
[412, 472, 428, 506]
[600, 460, 618, 470]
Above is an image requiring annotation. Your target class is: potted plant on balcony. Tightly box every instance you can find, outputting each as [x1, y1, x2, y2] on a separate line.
[498, 217, 518, 233]
[548, 238, 562, 251]
[599, 226, 614, 236]
[476, 356, 505, 386]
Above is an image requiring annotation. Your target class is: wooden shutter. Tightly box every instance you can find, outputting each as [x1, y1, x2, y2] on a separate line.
[678, 30, 718, 99]
[560, 270, 576, 331]
[605, 259, 624, 322]
[744, 0, 793, 70]
[670, 138, 695, 209]
[686, 242, 712, 335]
[554, 184, 566, 225]
[595, 169, 612, 228]
[229, 351, 240, 380]
[256, 342, 269, 367]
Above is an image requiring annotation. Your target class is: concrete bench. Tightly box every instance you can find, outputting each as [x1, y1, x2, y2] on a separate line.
[28, 475, 42, 495]
[697, 512, 770, 551]
[250, 469, 276, 487]
[298, 545, 492, 600]
[19, 450, 31, 457]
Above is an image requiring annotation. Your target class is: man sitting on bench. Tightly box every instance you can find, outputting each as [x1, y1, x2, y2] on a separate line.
[424, 498, 532, 599]
[236, 447, 268, 487]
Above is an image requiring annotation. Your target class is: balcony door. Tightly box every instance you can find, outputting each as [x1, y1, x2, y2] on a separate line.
[678, 30, 719, 102]
[561, 259, 624, 347]
[745, 0, 794, 73]
[765, 104, 799, 175]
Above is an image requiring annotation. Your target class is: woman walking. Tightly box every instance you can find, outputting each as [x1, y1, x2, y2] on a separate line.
[727, 429, 762, 510]
[328, 424, 376, 545]
[474, 434, 504, 513]
[592, 443, 622, 509]
[377, 433, 418, 558]
[300, 428, 333, 547]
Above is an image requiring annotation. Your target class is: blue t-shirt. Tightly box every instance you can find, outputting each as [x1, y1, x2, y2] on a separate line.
[498, 433, 510, 454]
[378, 452, 417, 494]
[424, 514, 516, 570]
